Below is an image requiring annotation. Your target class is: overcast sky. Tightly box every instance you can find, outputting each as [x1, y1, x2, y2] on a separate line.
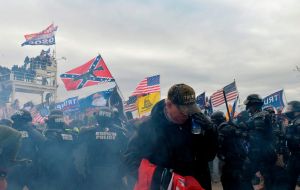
[0, 0, 299, 104]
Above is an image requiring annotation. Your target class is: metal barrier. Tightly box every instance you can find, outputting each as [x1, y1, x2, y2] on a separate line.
[0, 72, 55, 87]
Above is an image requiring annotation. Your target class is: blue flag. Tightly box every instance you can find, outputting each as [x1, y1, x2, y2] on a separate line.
[196, 92, 206, 109]
[205, 97, 213, 116]
[55, 96, 79, 112]
[79, 88, 114, 110]
[263, 90, 285, 110]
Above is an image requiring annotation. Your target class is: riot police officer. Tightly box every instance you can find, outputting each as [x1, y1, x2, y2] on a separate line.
[284, 101, 300, 190]
[39, 110, 79, 190]
[244, 94, 277, 190]
[215, 111, 254, 190]
[78, 107, 127, 190]
[264, 106, 289, 190]
[8, 109, 45, 190]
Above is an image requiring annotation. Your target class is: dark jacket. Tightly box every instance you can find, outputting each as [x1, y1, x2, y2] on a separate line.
[0, 125, 22, 168]
[124, 100, 218, 190]
[217, 122, 249, 166]
[8, 122, 45, 190]
[79, 124, 128, 168]
[12, 122, 45, 159]
[77, 123, 128, 190]
[39, 128, 78, 190]
[286, 117, 300, 153]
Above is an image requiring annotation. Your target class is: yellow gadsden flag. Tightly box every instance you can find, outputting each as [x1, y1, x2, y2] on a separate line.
[137, 92, 161, 116]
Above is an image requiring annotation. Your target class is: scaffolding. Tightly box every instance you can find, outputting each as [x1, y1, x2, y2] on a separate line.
[0, 55, 58, 104]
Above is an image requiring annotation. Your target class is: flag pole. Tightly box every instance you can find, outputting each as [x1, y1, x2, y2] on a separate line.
[99, 53, 126, 101]
[52, 22, 57, 102]
[223, 90, 231, 122]
[136, 95, 141, 118]
[114, 82, 125, 101]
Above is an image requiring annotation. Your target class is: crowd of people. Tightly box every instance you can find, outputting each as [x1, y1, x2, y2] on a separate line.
[0, 83, 299, 190]
[0, 66, 11, 82]
[11, 65, 36, 82]
[0, 49, 52, 84]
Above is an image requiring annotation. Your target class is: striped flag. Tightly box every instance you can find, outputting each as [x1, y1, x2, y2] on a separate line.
[132, 75, 160, 96]
[211, 81, 238, 107]
[30, 109, 47, 124]
[21, 23, 58, 46]
[124, 96, 138, 112]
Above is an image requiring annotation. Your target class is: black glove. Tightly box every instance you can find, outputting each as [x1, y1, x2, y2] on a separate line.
[151, 166, 173, 190]
[191, 112, 213, 132]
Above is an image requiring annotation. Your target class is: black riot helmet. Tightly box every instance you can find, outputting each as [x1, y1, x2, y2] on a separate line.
[244, 94, 263, 112]
[46, 109, 66, 129]
[95, 107, 114, 127]
[211, 111, 226, 126]
[11, 109, 32, 124]
[284, 101, 300, 120]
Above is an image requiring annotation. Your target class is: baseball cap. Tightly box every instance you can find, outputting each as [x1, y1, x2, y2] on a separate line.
[167, 83, 201, 115]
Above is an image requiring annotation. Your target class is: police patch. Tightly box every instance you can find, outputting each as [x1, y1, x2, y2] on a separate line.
[61, 134, 73, 141]
[95, 131, 117, 140]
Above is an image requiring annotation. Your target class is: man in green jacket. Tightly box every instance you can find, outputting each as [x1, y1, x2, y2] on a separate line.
[0, 124, 22, 190]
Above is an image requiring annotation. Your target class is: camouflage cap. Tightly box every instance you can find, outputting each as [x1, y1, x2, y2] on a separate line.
[243, 94, 263, 106]
[167, 83, 201, 115]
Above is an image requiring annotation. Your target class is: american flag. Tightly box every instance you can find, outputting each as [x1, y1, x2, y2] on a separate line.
[132, 75, 160, 96]
[211, 81, 238, 107]
[30, 109, 47, 124]
[124, 96, 138, 112]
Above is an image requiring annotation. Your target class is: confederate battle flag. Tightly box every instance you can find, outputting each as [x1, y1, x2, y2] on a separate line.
[60, 55, 115, 91]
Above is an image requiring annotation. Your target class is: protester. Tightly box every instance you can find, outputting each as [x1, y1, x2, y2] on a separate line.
[1, 58, 300, 190]
[124, 83, 218, 190]
[8, 109, 45, 190]
[0, 119, 13, 128]
[0, 66, 10, 82]
[0, 125, 22, 179]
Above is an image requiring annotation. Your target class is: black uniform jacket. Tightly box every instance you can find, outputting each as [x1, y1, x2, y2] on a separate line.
[124, 100, 218, 190]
